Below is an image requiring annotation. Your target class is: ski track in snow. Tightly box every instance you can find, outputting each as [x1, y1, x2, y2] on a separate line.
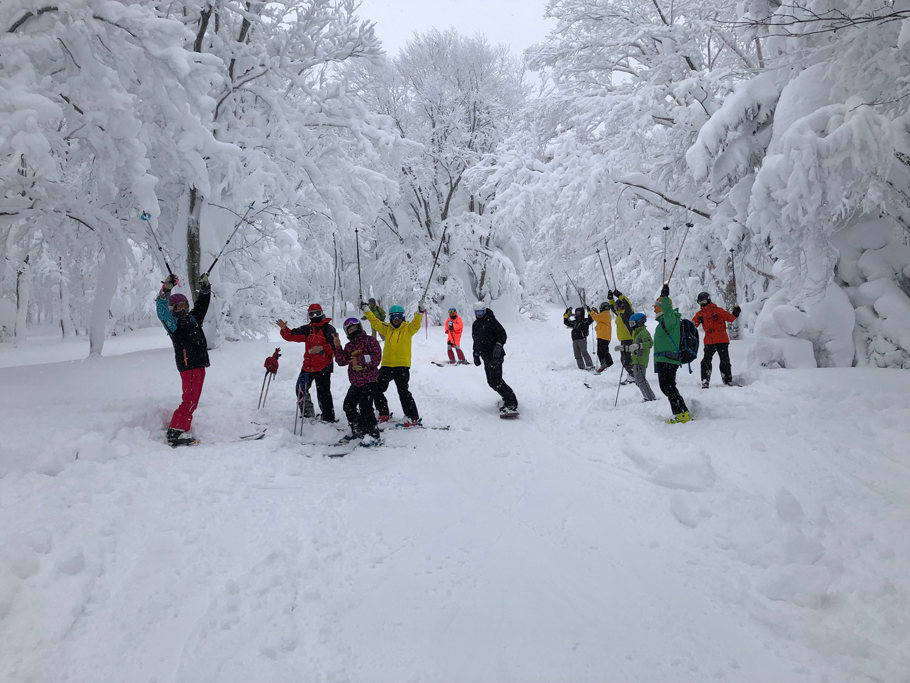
[1, 310, 909, 682]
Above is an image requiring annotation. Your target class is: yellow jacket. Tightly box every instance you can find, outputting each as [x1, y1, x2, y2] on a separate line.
[608, 294, 635, 341]
[588, 309, 613, 341]
[365, 310, 422, 367]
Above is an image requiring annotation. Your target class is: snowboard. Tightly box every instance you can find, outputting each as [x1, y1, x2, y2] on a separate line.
[500, 412, 520, 420]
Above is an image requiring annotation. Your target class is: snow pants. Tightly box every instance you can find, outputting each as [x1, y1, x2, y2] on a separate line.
[170, 367, 205, 432]
[447, 341, 467, 363]
[375, 366, 419, 421]
[701, 343, 732, 385]
[631, 365, 656, 401]
[572, 338, 594, 370]
[596, 339, 614, 370]
[483, 358, 518, 411]
[343, 382, 380, 438]
[296, 367, 335, 422]
[619, 339, 634, 376]
[656, 362, 688, 415]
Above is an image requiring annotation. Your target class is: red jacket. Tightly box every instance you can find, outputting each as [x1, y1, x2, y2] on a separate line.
[280, 318, 336, 372]
[445, 314, 464, 345]
[692, 303, 737, 345]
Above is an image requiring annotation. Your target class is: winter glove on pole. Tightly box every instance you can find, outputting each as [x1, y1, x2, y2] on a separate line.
[199, 273, 210, 293]
[162, 274, 178, 292]
[607, 290, 614, 300]
[418, 299, 426, 313]
[361, 301, 369, 313]
[732, 305, 742, 317]
[564, 307, 572, 317]
[661, 283, 670, 298]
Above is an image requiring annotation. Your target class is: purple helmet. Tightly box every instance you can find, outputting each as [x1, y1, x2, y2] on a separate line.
[168, 293, 189, 309]
[343, 317, 361, 331]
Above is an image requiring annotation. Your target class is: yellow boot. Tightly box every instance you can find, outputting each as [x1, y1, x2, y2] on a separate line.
[666, 411, 691, 424]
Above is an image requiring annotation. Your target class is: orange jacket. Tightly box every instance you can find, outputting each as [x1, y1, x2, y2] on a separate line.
[692, 303, 737, 345]
[444, 314, 464, 345]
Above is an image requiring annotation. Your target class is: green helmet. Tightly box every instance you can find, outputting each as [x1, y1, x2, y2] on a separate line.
[389, 305, 405, 315]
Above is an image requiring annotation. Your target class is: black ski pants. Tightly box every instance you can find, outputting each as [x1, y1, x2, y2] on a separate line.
[343, 382, 380, 438]
[656, 362, 688, 415]
[619, 339, 634, 376]
[375, 366, 419, 421]
[483, 358, 518, 411]
[296, 367, 335, 421]
[596, 339, 614, 370]
[701, 343, 732, 385]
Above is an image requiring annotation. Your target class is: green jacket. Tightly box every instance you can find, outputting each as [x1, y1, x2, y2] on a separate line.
[364, 304, 386, 322]
[653, 296, 681, 366]
[630, 326, 653, 367]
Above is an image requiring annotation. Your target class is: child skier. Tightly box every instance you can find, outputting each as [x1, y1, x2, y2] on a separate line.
[276, 303, 337, 423]
[472, 302, 519, 416]
[587, 302, 614, 372]
[444, 307, 468, 364]
[653, 284, 690, 423]
[363, 300, 424, 426]
[156, 273, 211, 447]
[332, 318, 383, 446]
[692, 292, 741, 388]
[563, 306, 595, 371]
[615, 312, 656, 402]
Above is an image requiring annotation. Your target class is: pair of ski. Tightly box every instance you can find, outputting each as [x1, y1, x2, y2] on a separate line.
[430, 361, 470, 367]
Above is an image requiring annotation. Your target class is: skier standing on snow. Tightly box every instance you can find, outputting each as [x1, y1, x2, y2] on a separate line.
[653, 284, 691, 423]
[563, 306, 595, 371]
[362, 297, 385, 340]
[587, 302, 614, 372]
[472, 302, 519, 416]
[444, 307, 468, 364]
[157, 273, 211, 447]
[363, 300, 424, 426]
[277, 303, 337, 423]
[332, 318, 383, 446]
[615, 311, 657, 402]
[692, 292, 741, 388]
[608, 289, 636, 382]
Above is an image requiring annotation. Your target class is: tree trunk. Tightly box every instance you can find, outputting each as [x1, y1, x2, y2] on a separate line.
[187, 185, 203, 302]
[59, 256, 74, 338]
[14, 256, 29, 345]
[89, 247, 120, 356]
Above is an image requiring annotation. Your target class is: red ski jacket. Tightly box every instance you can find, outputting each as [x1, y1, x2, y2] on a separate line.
[280, 318, 336, 372]
[692, 303, 737, 345]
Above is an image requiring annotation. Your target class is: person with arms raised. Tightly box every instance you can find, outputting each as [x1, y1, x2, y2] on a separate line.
[277, 303, 337, 423]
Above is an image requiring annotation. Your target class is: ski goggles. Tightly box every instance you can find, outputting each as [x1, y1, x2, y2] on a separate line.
[448, 308, 457, 314]
[697, 298, 709, 305]
[389, 312, 405, 321]
[308, 310, 323, 320]
[474, 309, 485, 316]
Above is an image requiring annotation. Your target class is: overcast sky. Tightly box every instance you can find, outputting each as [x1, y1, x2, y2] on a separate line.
[357, 0, 555, 57]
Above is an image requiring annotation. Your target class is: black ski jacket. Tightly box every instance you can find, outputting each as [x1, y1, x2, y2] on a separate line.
[472, 309, 508, 361]
[156, 288, 211, 372]
[564, 313, 593, 340]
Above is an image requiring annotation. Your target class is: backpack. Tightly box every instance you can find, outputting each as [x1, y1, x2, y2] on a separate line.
[659, 316, 700, 371]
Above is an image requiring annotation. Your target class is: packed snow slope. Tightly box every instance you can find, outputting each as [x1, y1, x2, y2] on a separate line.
[1, 310, 909, 683]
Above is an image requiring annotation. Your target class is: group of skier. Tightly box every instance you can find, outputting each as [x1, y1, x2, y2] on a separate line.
[155, 271, 738, 447]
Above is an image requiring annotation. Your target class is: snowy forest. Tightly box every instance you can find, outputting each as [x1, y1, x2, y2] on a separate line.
[3, 0, 910, 369]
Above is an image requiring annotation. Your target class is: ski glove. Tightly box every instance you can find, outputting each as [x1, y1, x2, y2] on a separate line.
[660, 283, 670, 297]
[199, 273, 210, 292]
[360, 302, 369, 312]
[607, 290, 614, 299]
[447, 321, 454, 330]
[474, 355, 481, 366]
[162, 274, 177, 292]
[492, 342, 503, 359]
[628, 343, 642, 352]
[613, 288, 622, 298]
[564, 308, 572, 317]
[732, 305, 742, 317]
[418, 299, 426, 313]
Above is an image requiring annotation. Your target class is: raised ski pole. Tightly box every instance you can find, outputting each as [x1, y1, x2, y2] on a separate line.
[421, 224, 449, 303]
[140, 212, 177, 282]
[730, 248, 738, 302]
[614, 367, 624, 407]
[604, 239, 616, 290]
[332, 235, 338, 320]
[596, 249, 611, 288]
[565, 270, 585, 307]
[549, 273, 569, 308]
[204, 201, 256, 277]
[666, 222, 693, 285]
[661, 225, 670, 282]
[354, 227, 364, 304]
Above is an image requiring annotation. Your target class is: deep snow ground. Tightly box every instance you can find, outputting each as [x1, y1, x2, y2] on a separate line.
[1, 310, 909, 683]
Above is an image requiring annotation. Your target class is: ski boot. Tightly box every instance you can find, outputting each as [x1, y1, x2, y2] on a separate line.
[360, 433, 382, 448]
[701, 380, 710, 389]
[400, 417, 422, 428]
[167, 428, 198, 448]
[666, 411, 691, 424]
